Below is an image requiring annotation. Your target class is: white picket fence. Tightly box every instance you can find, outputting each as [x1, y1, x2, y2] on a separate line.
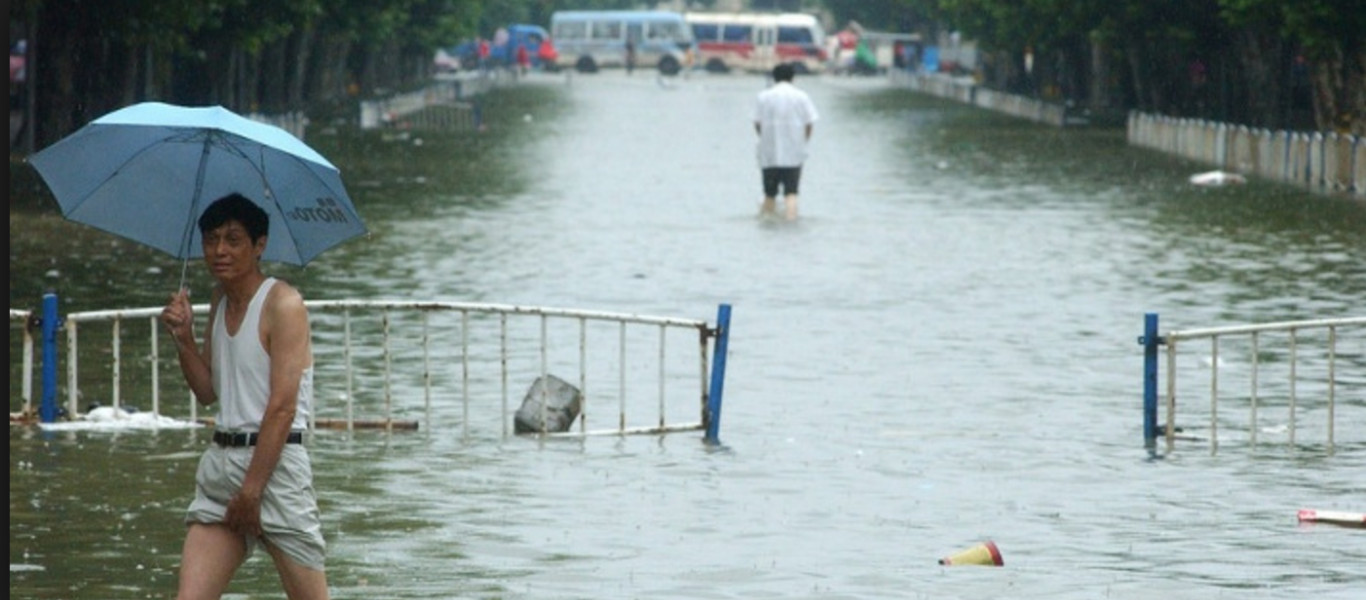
[1128, 112, 1364, 197]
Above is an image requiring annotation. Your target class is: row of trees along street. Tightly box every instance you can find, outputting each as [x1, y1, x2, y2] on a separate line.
[9, 0, 1364, 155]
[830, 0, 1364, 135]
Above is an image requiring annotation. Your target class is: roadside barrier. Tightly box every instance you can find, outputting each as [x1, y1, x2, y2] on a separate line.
[360, 74, 498, 132]
[890, 71, 1069, 126]
[1127, 112, 1364, 197]
[1139, 314, 1366, 454]
[10, 296, 732, 443]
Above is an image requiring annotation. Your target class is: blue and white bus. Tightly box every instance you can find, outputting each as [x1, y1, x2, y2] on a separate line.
[550, 10, 695, 75]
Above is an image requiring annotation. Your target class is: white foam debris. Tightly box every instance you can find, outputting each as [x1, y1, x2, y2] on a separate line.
[37, 406, 201, 431]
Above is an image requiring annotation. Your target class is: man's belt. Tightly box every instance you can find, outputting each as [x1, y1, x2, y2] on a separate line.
[213, 430, 304, 447]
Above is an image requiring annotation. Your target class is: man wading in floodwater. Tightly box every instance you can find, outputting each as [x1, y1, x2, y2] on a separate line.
[753, 63, 819, 220]
[161, 193, 329, 599]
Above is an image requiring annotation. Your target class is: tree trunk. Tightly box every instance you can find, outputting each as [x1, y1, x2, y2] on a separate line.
[1310, 41, 1366, 135]
[287, 25, 316, 110]
[1125, 43, 1151, 112]
[1088, 37, 1110, 110]
[1233, 30, 1285, 129]
[261, 40, 287, 113]
[306, 36, 352, 105]
[120, 44, 140, 107]
[36, 3, 83, 147]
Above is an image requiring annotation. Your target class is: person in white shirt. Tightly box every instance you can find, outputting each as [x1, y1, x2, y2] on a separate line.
[753, 63, 819, 220]
[161, 193, 328, 599]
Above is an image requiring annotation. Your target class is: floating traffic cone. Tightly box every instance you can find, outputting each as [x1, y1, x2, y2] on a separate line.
[938, 540, 1004, 566]
[1297, 509, 1366, 528]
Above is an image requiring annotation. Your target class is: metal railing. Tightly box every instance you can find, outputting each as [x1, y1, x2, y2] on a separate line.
[1141, 314, 1366, 454]
[359, 77, 496, 131]
[49, 299, 727, 439]
[9, 309, 35, 416]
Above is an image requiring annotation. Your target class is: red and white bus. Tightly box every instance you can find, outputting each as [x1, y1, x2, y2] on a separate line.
[686, 12, 827, 74]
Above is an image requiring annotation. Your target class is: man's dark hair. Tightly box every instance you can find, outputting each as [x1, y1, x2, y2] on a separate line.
[198, 193, 269, 242]
[772, 63, 795, 82]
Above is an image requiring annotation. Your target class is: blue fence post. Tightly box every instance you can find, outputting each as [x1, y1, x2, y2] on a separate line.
[1141, 313, 1160, 448]
[40, 292, 60, 423]
[704, 303, 731, 445]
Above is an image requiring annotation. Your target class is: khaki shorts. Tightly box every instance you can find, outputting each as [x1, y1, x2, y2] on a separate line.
[185, 442, 326, 571]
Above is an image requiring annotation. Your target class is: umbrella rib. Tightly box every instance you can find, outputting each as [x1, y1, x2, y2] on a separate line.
[216, 134, 355, 265]
[215, 135, 302, 263]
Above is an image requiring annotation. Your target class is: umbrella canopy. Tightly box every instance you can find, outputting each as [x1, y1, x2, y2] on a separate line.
[28, 102, 366, 267]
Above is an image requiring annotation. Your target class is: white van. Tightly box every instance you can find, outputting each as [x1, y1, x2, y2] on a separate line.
[686, 12, 827, 74]
[550, 10, 696, 75]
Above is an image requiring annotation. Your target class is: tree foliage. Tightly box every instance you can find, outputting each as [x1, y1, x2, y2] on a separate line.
[817, 0, 1364, 132]
[9, 0, 1363, 146]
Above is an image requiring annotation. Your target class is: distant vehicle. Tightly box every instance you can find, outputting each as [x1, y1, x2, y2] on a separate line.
[686, 12, 827, 74]
[857, 31, 925, 74]
[442, 25, 556, 72]
[550, 10, 696, 75]
[490, 24, 553, 68]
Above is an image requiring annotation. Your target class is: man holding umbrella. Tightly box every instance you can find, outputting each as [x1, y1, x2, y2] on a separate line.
[29, 100, 365, 598]
[161, 193, 329, 599]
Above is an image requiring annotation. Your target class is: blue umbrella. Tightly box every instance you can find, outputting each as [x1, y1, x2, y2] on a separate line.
[28, 102, 366, 282]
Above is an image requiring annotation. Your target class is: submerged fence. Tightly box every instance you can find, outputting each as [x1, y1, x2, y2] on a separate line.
[1140, 314, 1366, 454]
[1128, 112, 1365, 197]
[10, 297, 732, 442]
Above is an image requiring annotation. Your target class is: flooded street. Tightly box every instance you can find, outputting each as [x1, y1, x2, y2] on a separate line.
[10, 70, 1366, 599]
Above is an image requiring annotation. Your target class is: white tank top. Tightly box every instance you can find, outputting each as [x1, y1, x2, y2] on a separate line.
[211, 277, 312, 431]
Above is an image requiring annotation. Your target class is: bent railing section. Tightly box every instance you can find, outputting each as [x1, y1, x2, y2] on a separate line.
[40, 300, 728, 439]
[1140, 314, 1366, 454]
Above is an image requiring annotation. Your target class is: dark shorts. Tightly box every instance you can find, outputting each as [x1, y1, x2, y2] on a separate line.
[761, 167, 802, 198]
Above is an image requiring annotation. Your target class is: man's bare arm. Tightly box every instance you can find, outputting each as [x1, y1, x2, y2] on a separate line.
[162, 288, 218, 406]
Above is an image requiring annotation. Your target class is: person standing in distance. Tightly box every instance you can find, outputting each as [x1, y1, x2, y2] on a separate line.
[160, 193, 329, 600]
[753, 62, 819, 220]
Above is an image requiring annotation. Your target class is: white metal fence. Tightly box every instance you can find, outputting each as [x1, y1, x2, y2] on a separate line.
[37, 300, 716, 438]
[359, 76, 497, 131]
[1128, 112, 1364, 197]
[1160, 316, 1366, 454]
[890, 71, 1069, 126]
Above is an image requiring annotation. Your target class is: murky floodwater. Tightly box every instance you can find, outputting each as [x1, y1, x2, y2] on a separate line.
[10, 70, 1366, 599]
